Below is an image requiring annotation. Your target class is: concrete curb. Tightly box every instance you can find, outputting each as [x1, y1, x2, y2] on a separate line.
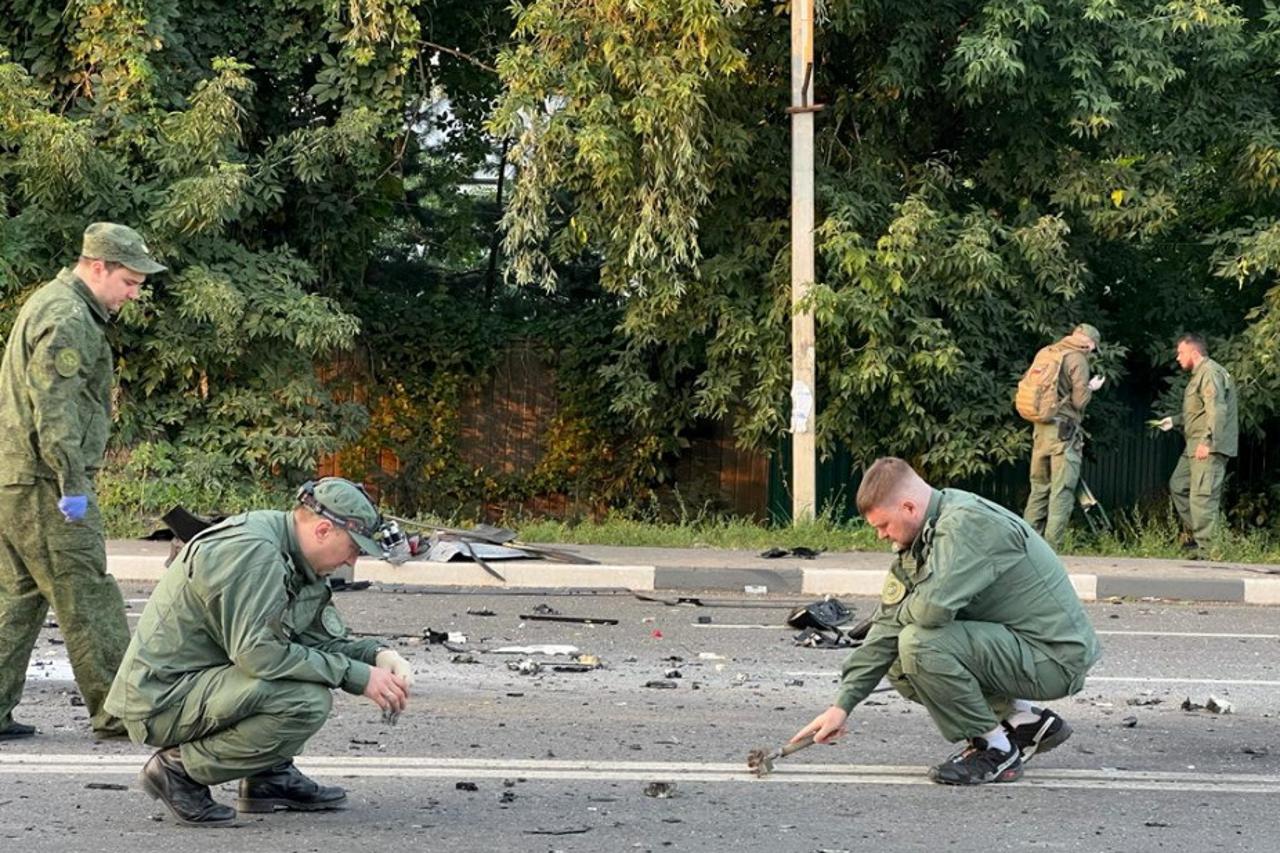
[104, 555, 1280, 605]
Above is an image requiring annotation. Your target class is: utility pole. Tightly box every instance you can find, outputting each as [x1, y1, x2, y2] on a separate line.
[789, 0, 818, 522]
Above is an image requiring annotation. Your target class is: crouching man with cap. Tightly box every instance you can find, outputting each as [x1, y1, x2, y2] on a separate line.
[790, 458, 1100, 785]
[104, 478, 414, 827]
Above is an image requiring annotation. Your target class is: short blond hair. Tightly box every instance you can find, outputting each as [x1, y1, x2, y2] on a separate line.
[856, 457, 918, 515]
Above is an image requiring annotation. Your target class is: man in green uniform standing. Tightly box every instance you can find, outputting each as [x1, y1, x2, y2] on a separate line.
[1155, 333, 1238, 553]
[791, 458, 1100, 785]
[1021, 323, 1105, 548]
[0, 223, 163, 741]
[105, 477, 414, 827]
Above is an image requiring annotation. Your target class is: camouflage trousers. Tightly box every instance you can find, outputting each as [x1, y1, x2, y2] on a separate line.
[124, 667, 332, 785]
[0, 478, 129, 735]
[886, 621, 1089, 742]
[1023, 421, 1083, 548]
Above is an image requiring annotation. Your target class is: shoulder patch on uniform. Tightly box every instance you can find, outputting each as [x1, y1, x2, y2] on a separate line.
[55, 348, 82, 378]
[880, 574, 907, 606]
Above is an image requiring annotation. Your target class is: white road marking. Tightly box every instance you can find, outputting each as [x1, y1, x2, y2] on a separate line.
[1, 753, 1277, 794]
[783, 671, 1280, 687]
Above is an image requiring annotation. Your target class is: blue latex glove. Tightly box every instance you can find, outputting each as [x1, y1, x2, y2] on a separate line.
[58, 495, 88, 522]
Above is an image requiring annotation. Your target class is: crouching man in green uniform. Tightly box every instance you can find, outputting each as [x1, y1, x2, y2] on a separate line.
[791, 458, 1100, 785]
[105, 478, 415, 827]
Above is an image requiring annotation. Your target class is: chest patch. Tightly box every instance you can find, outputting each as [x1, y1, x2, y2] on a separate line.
[55, 348, 82, 378]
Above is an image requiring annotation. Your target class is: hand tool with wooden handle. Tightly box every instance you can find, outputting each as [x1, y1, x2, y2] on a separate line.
[746, 734, 816, 777]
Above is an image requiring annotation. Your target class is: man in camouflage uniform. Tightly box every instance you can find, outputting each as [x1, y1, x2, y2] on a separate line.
[1022, 323, 1105, 548]
[105, 478, 414, 827]
[1156, 333, 1238, 553]
[0, 223, 163, 741]
[792, 458, 1100, 785]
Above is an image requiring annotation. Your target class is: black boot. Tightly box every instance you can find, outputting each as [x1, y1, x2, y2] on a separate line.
[138, 747, 236, 827]
[0, 719, 36, 740]
[236, 761, 348, 813]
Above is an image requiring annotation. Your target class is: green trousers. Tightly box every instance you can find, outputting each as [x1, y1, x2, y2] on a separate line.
[886, 621, 1087, 742]
[1023, 422, 1082, 548]
[0, 479, 128, 735]
[1169, 453, 1228, 546]
[125, 666, 333, 785]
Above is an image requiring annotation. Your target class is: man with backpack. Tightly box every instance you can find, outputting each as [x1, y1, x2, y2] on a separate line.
[1017, 323, 1105, 548]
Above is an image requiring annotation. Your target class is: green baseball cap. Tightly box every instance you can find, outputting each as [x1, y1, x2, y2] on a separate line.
[302, 477, 383, 557]
[1074, 323, 1102, 346]
[81, 222, 167, 275]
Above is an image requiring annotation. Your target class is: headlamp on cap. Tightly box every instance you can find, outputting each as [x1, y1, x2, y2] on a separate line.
[296, 480, 411, 565]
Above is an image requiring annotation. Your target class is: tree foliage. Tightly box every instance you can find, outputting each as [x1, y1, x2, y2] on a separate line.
[495, 0, 1280, 482]
[0, 0, 422, 485]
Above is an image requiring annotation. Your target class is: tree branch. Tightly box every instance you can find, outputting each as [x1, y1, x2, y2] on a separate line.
[417, 40, 498, 75]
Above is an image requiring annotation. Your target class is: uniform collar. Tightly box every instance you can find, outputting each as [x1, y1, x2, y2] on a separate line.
[1191, 357, 1213, 378]
[284, 515, 322, 583]
[58, 268, 111, 325]
[909, 489, 944, 560]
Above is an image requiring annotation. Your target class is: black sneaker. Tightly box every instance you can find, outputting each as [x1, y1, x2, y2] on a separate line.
[929, 738, 1023, 785]
[1004, 707, 1072, 762]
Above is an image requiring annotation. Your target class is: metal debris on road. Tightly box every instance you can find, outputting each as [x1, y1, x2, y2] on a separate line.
[643, 782, 676, 798]
[519, 613, 620, 625]
[644, 680, 678, 689]
[450, 653, 479, 664]
[84, 783, 128, 791]
[663, 668, 683, 679]
[507, 659, 542, 675]
[1122, 716, 1138, 728]
[466, 608, 497, 617]
[455, 782, 478, 792]
[1127, 696, 1163, 706]
[1206, 695, 1234, 714]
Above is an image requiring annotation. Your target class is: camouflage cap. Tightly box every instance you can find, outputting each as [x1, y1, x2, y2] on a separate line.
[1074, 323, 1102, 346]
[304, 477, 382, 556]
[81, 222, 167, 274]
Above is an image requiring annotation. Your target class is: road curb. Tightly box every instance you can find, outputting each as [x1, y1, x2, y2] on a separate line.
[104, 554, 1280, 604]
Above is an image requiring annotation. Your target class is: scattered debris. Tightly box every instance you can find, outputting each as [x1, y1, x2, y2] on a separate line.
[1122, 716, 1138, 728]
[492, 645, 579, 656]
[466, 608, 497, 617]
[68, 694, 85, 707]
[519, 613, 619, 625]
[1143, 820, 1171, 828]
[1180, 698, 1204, 712]
[552, 654, 603, 673]
[743, 585, 768, 595]
[643, 782, 676, 798]
[523, 826, 592, 836]
[84, 783, 128, 791]
[455, 782, 478, 792]
[1127, 696, 1163, 707]
[651, 630, 663, 639]
[498, 790, 517, 804]
[350, 738, 379, 746]
[787, 597, 854, 631]
[663, 669, 683, 679]
[450, 653, 478, 665]
[698, 653, 727, 661]
[785, 678, 805, 687]
[644, 680, 678, 689]
[531, 603, 560, 615]
[759, 546, 824, 559]
[1206, 695, 1234, 715]
[1243, 746, 1270, 756]
[422, 629, 467, 645]
[696, 615, 713, 624]
[330, 578, 371, 593]
[507, 659, 542, 676]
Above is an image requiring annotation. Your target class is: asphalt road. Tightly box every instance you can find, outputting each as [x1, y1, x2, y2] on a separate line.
[3, 584, 1279, 852]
